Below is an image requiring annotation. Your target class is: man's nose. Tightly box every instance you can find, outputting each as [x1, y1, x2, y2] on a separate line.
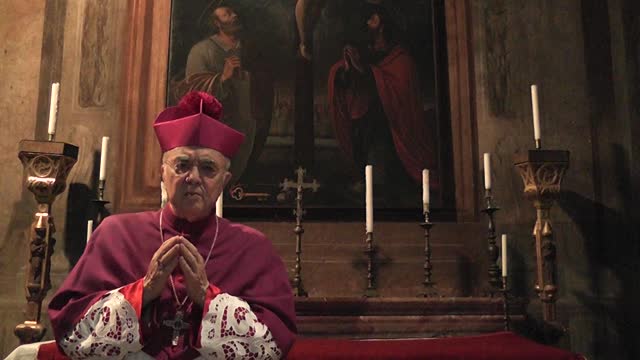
[185, 165, 202, 184]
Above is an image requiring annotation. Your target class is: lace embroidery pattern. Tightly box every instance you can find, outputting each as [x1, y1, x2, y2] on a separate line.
[60, 290, 142, 359]
[200, 294, 281, 360]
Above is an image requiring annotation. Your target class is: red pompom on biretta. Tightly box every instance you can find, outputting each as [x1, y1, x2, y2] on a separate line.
[178, 91, 223, 120]
[153, 91, 245, 158]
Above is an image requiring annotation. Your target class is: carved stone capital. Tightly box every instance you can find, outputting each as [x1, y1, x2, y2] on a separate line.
[514, 150, 569, 202]
[18, 141, 79, 204]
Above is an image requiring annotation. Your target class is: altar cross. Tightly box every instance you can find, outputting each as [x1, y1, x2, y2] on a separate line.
[280, 166, 320, 193]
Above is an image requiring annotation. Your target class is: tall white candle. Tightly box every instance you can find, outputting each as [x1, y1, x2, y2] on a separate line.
[47, 82, 60, 137]
[501, 234, 508, 277]
[365, 165, 373, 233]
[216, 193, 223, 218]
[422, 169, 429, 213]
[160, 181, 168, 207]
[483, 153, 492, 190]
[86, 220, 94, 244]
[531, 85, 541, 143]
[99, 136, 110, 181]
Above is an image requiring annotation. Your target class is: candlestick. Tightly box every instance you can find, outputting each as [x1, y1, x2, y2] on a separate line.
[420, 210, 437, 297]
[99, 136, 109, 181]
[502, 276, 511, 331]
[481, 189, 502, 292]
[483, 153, 492, 190]
[365, 165, 373, 233]
[47, 83, 60, 141]
[422, 169, 429, 213]
[16, 140, 78, 344]
[280, 167, 318, 297]
[93, 179, 110, 227]
[216, 193, 223, 218]
[86, 220, 93, 244]
[501, 234, 508, 277]
[531, 85, 541, 149]
[94, 138, 110, 227]
[364, 231, 378, 297]
[515, 149, 570, 323]
[292, 169, 308, 297]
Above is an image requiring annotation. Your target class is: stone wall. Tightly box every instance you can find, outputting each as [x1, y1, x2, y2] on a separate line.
[473, 0, 640, 358]
[0, 0, 47, 355]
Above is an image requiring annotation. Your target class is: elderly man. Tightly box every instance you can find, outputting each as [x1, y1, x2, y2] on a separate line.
[40, 91, 296, 359]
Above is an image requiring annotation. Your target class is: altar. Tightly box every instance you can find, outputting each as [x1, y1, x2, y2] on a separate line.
[294, 297, 525, 338]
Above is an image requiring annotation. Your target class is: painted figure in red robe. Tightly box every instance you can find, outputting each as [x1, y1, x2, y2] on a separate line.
[328, 4, 436, 201]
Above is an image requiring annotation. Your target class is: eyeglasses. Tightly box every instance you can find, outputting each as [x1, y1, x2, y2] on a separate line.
[164, 158, 222, 178]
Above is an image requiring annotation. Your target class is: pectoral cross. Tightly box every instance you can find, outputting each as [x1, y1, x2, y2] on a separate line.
[162, 310, 190, 346]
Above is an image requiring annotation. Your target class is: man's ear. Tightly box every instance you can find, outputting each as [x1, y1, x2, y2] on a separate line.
[222, 171, 232, 188]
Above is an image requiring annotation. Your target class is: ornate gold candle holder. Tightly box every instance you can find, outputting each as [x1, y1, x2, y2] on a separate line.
[15, 140, 78, 344]
[514, 149, 569, 323]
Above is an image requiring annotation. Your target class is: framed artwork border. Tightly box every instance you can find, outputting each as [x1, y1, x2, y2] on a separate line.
[115, 0, 478, 222]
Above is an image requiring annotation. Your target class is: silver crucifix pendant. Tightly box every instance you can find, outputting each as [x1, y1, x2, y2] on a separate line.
[162, 310, 191, 346]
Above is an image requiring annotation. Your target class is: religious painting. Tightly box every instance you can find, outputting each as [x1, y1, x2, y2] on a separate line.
[167, 0, 454, 220]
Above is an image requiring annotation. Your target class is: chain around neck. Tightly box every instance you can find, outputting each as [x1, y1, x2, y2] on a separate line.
[159, 207, 219, 308]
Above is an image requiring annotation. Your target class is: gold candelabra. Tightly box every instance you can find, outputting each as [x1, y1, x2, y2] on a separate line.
[514, 149, 569, 323]
[15, 140, 78, 344]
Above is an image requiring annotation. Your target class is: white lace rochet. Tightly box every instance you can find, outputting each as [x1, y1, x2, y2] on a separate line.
[59, 290, 281, 360]
[60, 290, 143, 359]
[199, 294, 281, 359]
